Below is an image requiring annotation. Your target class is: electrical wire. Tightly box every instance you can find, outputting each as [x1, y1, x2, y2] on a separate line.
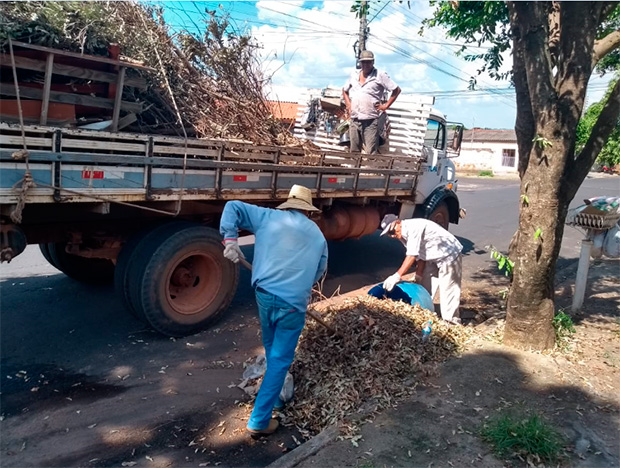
[372, 2, 517, 108]
[368, 2, 390, 24]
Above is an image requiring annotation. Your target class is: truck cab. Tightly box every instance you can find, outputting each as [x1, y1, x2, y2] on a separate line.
[411, 109, 464, 229]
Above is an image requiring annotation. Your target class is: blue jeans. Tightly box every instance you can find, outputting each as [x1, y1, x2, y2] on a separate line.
[247, 288, 306, 431]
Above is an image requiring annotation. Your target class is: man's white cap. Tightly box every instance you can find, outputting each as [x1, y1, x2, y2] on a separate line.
[380, 214, 399, 236]
[276, 184, 319, 212]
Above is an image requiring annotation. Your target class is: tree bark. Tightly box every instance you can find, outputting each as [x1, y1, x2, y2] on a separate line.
[593, 30, 620, 68]
[503, 1, 604, 350]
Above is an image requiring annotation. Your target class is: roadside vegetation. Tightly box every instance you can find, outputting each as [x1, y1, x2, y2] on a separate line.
[481, 414, 566, 464]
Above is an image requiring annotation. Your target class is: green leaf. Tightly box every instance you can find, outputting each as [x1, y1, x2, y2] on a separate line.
[532, 135, 553, 149]
[534, 228, 543, 240]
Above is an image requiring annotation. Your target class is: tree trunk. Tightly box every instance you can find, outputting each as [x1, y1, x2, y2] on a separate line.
[504, 134, 570, 350]
[503, 1, 598, 350]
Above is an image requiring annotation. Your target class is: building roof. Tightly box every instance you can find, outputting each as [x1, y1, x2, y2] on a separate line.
[267, 101, 299, 123]
[463, 128, 517, 143]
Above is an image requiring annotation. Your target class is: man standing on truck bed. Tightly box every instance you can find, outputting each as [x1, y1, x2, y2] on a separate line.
[343, 50, 401, 154]
[219, 185, 328, 437]
[379, 214, 463, 325]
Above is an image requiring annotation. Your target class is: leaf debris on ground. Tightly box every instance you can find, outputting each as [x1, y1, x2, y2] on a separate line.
[284, 296, 472, 437]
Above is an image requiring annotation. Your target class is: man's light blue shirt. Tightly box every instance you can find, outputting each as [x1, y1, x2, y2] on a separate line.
[220, 201, 328, 313]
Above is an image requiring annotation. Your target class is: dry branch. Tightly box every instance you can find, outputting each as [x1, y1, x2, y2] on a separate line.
[0, 1, 297, 144]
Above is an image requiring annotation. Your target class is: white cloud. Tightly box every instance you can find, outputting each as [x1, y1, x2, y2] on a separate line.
[252, 0, 517, 126]
[255, 1, 305, 19]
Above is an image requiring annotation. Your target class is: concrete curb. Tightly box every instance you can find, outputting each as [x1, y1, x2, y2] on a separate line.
[265, 424, 340, 468]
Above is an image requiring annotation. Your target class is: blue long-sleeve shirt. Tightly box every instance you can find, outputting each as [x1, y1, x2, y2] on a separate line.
[220, 201, 328, 313]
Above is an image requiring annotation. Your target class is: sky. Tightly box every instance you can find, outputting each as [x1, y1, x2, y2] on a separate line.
[160, 0, 614, 129]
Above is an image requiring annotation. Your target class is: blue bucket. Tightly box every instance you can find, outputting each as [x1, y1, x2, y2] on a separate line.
[368, 282, 434, 311]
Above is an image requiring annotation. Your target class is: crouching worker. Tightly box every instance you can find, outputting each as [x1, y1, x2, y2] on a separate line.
[219, 185, 328, 437]
[379, 214, 463, 324]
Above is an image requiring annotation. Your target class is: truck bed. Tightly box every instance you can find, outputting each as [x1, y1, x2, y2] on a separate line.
[0, 123, 422, 206]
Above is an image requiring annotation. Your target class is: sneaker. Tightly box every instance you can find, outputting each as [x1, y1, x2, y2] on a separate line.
[443, 317, 461, 328]
[247, 419, 279, 439]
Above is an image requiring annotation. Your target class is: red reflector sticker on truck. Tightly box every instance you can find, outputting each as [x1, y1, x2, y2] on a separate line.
[327, 177, 345, 184]
[393, 178, 401, 184]
[82, 170, 104, 179]
[233, 175, 247, 182]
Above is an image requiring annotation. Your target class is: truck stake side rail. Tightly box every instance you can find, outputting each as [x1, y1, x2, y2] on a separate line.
[1, 123, 423, 206]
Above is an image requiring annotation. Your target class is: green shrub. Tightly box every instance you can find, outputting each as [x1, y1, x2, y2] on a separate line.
[481, 414, 565, 463]
[478, 170, 494, 177]
[553, 310, 576, 345]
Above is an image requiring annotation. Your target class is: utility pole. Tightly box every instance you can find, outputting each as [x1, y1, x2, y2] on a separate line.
[356, 0, 368, 63]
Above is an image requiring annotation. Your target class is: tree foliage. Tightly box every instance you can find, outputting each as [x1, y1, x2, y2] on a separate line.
[576, 78, 620, 167]
[595, 6, 620, 74]
[423, 2, 620, 84]
[423, 1, 512, 86]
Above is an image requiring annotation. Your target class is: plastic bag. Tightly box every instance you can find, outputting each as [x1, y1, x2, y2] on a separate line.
[242, 354, 266, 380]
[239, 354, 295, 403]
[603, 223, 620, 258]
[279, 372, 294, 403]
[591, 231, 606, 259]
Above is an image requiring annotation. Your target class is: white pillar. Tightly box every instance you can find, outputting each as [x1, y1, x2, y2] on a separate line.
[572, 239, 593, 312]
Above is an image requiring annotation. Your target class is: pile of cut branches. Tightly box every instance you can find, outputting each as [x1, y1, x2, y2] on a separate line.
[0, 1, 293, 144]
[284, 296, 472, 438]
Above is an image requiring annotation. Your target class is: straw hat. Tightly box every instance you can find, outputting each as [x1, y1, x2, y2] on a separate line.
[277, 185, 319, 212]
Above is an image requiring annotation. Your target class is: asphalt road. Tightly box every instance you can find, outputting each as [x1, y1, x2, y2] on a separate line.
[0, 173, 617, 467]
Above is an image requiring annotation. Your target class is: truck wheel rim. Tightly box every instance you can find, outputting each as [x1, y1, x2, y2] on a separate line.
[165, 251, 221, 315]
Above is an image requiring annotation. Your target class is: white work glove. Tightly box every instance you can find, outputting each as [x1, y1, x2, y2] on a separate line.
[222, 239, 244, 264]
[383, 273, 401, 292]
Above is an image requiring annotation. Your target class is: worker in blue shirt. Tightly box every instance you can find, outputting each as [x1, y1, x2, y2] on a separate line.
[219, 185, 328, 437]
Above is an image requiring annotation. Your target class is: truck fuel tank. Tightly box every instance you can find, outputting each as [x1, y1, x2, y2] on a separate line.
[319, 206, 381, 240]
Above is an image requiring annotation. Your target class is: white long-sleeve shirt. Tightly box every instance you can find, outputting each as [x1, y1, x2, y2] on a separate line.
[400, 219, 462, 267]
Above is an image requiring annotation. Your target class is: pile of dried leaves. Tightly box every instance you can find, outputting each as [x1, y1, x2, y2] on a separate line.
[284, 296, 472, 437]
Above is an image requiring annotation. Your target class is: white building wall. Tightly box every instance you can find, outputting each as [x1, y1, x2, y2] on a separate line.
[456, 141, 519, 173]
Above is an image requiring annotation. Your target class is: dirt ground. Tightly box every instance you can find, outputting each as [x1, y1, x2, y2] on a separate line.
[1, 260, 617, 468]
[296, 259, 620, 468]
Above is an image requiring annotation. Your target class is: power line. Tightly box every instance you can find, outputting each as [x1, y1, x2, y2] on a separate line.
[372, 2, 517, 108]
[368, 2, 390, 24]
[377, 39, 517, 109]
[162, 3, 344, 35]
[242, 1, 354, 36]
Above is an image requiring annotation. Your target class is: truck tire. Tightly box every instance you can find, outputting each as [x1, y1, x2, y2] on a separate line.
[131, 225, 239, 337]
[429, 201, 450, 230]
[45, 242, 115, 284]
[114, 228, 156, 321]
[118, 221, 195, 321]
[39, 243, 56, 268]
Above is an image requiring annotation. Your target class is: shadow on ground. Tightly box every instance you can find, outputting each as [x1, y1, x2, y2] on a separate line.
[298, 347, 619, 468]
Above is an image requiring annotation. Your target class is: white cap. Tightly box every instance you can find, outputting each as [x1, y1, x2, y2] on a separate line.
[380, 214, 399, 236]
